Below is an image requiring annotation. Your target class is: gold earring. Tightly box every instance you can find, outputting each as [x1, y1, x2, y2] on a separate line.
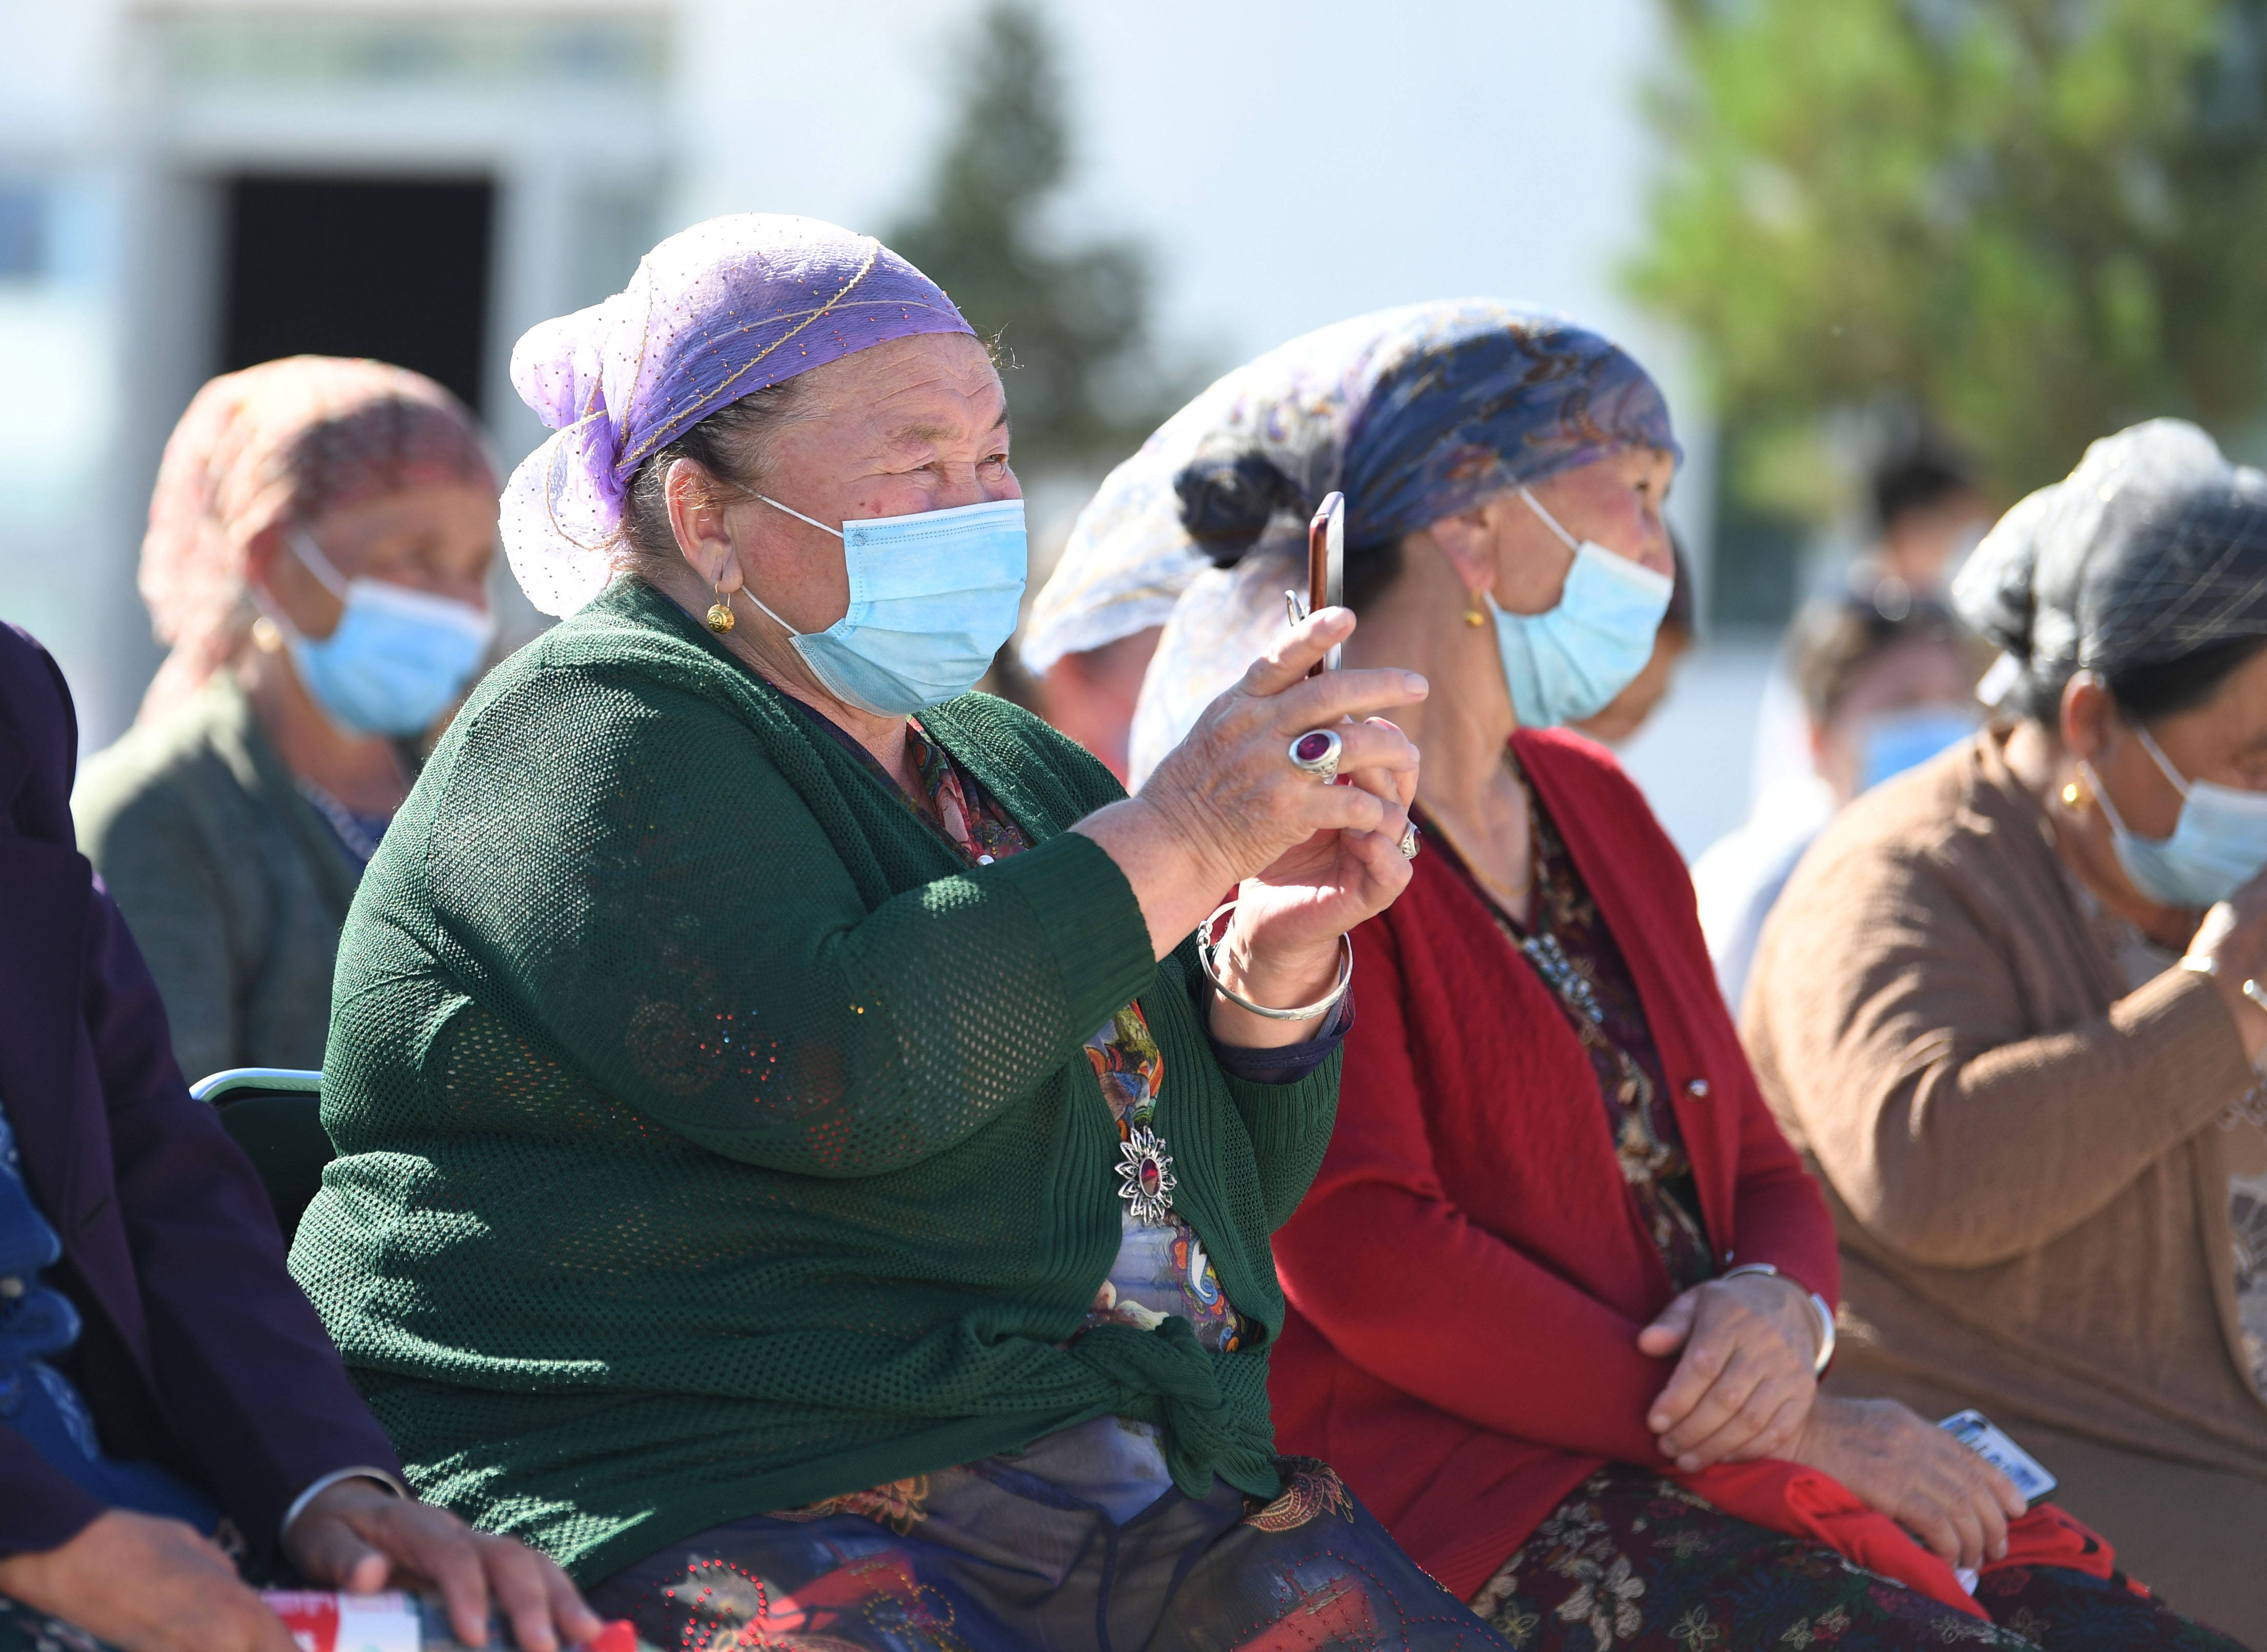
[2062, 775, 2088, 810]
[705, 583, 736, 635]
[1464, 597, 1486, 628]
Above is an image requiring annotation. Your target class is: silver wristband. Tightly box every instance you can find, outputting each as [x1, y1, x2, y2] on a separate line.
[280, 1465, 410, 1543]
[1720, 1262, 1837, 1375]
[1194, 901, 1354, 1022]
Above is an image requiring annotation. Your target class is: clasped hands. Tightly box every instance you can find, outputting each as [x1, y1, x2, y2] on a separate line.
[0, 1479, 601, 1652]
[1639, 1272, 2025, 1571]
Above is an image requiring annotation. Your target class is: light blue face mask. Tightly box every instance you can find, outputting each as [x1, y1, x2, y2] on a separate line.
[279, 531, 496, 737]
[1488, 487, 1675, 728]
[740, 493, 1028, 717]
[2084, 725, 2267, 908]
[1856, 704, 1979, 793]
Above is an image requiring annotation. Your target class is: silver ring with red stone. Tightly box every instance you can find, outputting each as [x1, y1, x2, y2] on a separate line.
[1288, 727, 1343, 784]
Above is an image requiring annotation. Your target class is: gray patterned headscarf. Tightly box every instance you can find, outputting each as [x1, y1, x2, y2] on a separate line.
[1025, 301, 1679, 786]
[1953, 419, 2267, 718]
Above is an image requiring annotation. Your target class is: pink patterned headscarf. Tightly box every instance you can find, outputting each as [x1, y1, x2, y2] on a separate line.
[137, 356, 495, 722]
[499, 213, 974, 616]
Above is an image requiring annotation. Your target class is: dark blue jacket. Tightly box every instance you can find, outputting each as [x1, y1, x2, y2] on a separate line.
[0, 624, 399, 1561]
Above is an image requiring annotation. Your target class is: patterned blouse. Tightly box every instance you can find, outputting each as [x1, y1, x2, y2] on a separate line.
[1427, 751, 1716, 1294]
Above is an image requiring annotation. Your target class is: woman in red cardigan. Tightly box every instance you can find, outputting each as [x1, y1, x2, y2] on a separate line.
[1031, 305, 2246, 1651]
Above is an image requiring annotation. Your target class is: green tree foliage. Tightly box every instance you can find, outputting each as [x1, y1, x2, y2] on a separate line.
[888, 2, 1184, 474]
[1632, 0, 2267, 509]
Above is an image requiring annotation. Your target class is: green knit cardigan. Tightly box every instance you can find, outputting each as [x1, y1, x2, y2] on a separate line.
[288, 578, 1340, 1582]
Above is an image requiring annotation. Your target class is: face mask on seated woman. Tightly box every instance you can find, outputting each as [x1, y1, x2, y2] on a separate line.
[1487, 485, 1676, 729]
[734, 492, 1028, 716]
[273, 529, 497, 735]
[2084, 723, 2267, 908]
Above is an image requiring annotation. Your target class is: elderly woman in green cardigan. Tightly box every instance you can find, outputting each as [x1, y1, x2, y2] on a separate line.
[287, 216, 1499, 1652]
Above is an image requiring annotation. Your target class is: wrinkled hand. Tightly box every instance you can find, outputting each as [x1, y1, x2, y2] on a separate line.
[284, 1481, 603, 1651]
[2187, 871, 2267, 1062]
[1790, 1396, 2027, 1571]
[1216, 706, 1419, 1018]
[0, 1509, 296, 1652]
[1638, 1272, 1820, 1471]
[1080, 607, 1426, 964]
[1144, 608, 1423, 889]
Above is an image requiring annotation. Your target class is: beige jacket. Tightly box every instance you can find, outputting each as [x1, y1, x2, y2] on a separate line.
[1744, 730, 2267, 1484]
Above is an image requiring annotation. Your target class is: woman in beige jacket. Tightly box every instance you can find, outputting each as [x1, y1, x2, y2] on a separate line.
[1746, 420, 2267, 1646]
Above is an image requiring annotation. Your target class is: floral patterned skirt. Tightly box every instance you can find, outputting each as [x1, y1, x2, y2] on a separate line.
[588, 1448, 1511, 1652]
[1466, 1468, 2248, 1652]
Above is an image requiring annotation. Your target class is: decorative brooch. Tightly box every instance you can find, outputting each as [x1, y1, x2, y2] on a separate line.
[1116, 1125, 1178, 1226]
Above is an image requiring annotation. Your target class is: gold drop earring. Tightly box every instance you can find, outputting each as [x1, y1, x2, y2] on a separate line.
[1464, 593, 1487, 628]
[2062, 773, 2090, 810]
[705, 582, 736, 635]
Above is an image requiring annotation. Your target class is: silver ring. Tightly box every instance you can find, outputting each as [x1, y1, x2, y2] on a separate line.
[1398, 821, 1420, 859]
[1288, 727, 1342, 784]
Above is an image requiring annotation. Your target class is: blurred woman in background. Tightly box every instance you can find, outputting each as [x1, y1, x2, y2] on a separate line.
[1695, 590, 1983, 1010]
[1030, 305, 2224, 1651]
[75, 358, 498, 1081]
[1746, 419, 2267, 1642]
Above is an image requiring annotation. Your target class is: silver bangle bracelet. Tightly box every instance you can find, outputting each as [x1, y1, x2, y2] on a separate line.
[1194, 901, 1354, 1022]
[280, 1465, 410, 1543]
[1720, 1262, 1837, 1375]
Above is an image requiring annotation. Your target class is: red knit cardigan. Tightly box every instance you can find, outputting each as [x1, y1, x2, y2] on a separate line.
[1268, 728, 1840, 1601]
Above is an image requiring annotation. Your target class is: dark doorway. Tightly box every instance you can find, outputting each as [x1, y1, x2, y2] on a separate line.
[222, 175, 494, 413]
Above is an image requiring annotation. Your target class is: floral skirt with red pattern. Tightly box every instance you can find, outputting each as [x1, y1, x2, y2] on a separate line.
[1467, 1467, 2246, 1652]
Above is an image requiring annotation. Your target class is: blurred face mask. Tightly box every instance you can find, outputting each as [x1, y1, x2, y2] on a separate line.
[277, 530, 495, 737]
[740, 493, 1027, 717]
[1488, 486, 1674, 728]
[2083, 725, 2267, 908]
[1855, 704, 1979, 793]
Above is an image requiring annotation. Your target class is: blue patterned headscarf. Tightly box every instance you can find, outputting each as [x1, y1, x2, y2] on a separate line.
[1022, 301, 1679, 783]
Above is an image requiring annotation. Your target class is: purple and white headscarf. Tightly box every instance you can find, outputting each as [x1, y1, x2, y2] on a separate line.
[501, 213, 975, 616]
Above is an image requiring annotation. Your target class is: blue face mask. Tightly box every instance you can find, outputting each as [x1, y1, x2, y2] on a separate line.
[279, 531, 496, 737]
[2084, 726, 2267, 909]
[1855, 704, 1979, 793]
[1488, 486, 1675, 728]
[740, 494, 1028, 717]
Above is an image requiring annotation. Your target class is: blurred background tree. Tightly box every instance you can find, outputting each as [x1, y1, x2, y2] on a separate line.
[1633, 0, 2267, 618]
[888, 1, 1192, 477]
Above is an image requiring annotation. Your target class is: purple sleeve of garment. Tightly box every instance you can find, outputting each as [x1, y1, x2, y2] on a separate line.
[1204, 995, 1353, 1088]
[83, 878, 402, 1555]
[0, 1431, 112, 1558]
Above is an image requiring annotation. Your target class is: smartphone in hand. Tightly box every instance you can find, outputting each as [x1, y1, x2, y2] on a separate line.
[1307, 490, 1345, 677]
[1939, 1408, 2058, 1502]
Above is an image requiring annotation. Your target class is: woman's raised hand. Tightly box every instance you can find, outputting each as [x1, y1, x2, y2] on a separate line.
[1071, 609, 1426, 977]
[2185, 871, 2267, 1063]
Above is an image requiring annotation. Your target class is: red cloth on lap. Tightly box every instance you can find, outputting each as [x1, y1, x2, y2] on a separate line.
[1690, 1460, 2116, 1620]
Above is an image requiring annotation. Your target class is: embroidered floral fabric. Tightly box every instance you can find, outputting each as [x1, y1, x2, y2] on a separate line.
[1466, 1466, 2242, 1652]
[590, 1453, 1511, 1652]
[1430, 755, 1715, 1292]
